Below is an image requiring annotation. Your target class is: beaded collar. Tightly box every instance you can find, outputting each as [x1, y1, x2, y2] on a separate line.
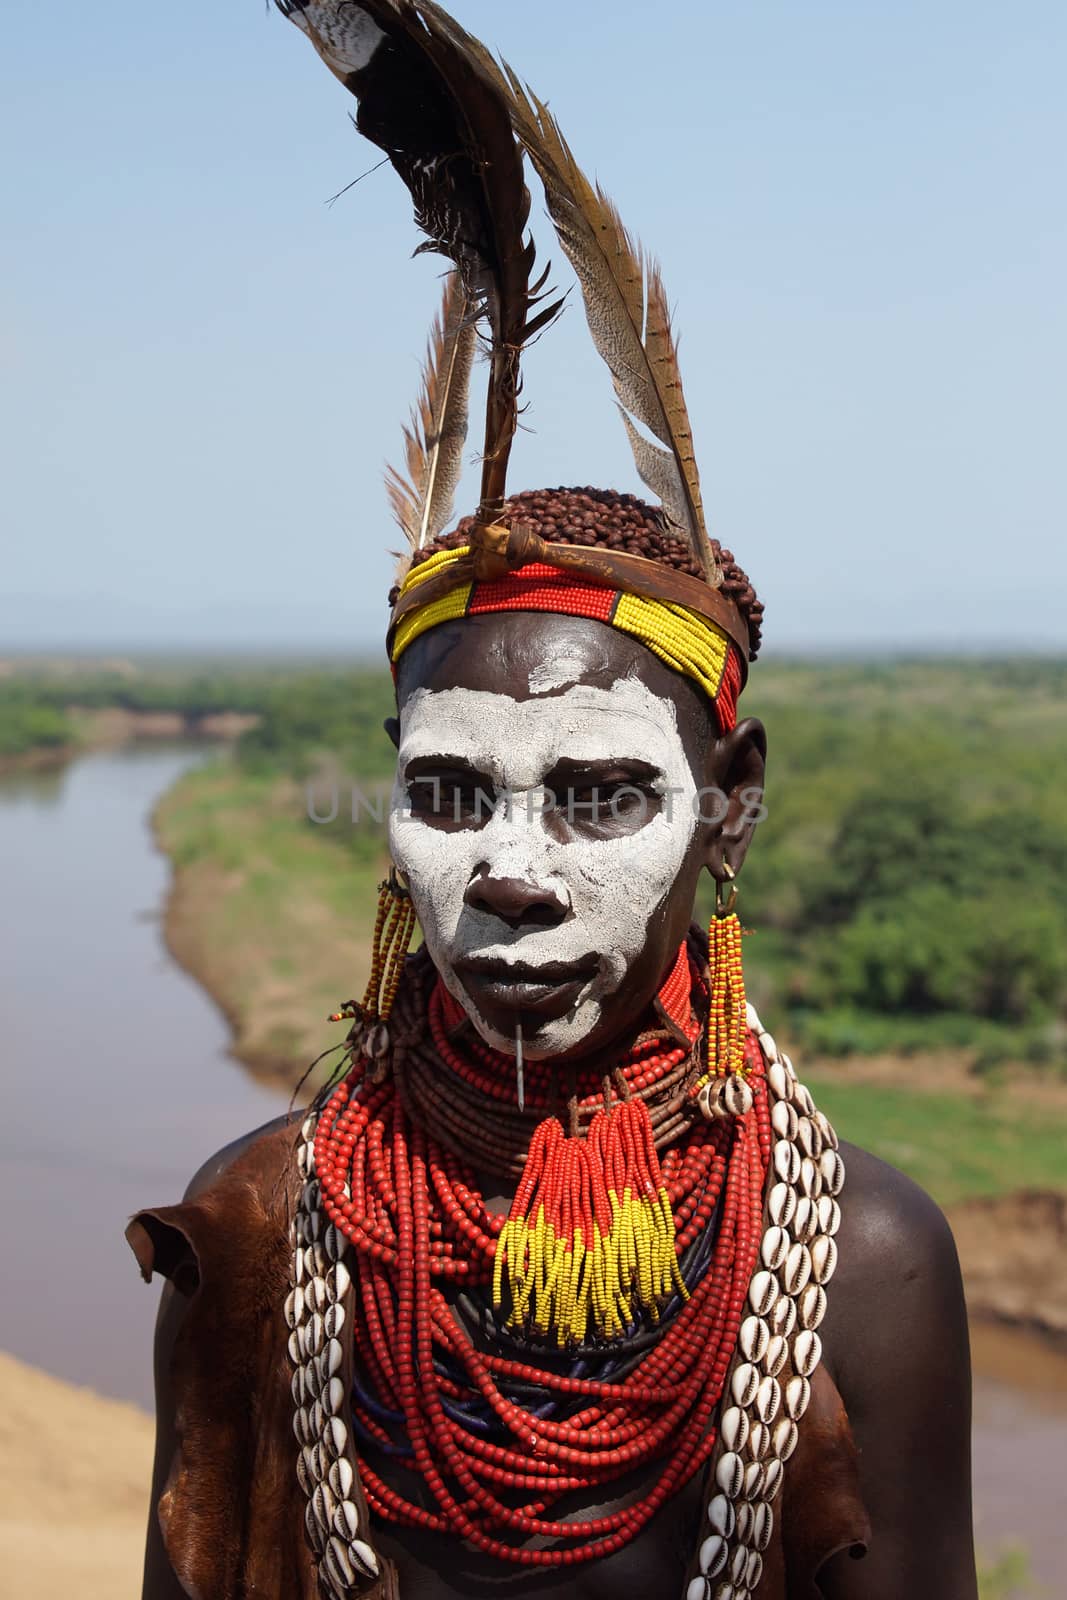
[286, 993, 843, 1599]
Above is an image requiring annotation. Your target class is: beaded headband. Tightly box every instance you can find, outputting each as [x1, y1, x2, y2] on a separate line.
[390, 547, 744, 732]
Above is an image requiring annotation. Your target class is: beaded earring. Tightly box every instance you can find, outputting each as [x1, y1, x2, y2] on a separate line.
[695, 864, 754, 1119]
[329, 868, 417, 1067]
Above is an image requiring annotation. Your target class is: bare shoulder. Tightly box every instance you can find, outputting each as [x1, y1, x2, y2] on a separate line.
[823, 1140, 967, 1386]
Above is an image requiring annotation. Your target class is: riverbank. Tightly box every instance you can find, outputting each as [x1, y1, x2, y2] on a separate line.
[154, 761, 1067, 1339]
[155, 759, 384, 1078]
[0, 1351, 153, 1599]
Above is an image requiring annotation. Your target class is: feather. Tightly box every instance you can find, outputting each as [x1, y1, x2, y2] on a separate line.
[386, 271, 476, 573]
[422, 15, 717, 581]
[274, 1, 562, 522]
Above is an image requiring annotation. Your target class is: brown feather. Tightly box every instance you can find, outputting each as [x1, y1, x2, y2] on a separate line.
[275, 2, 562, 522]
[386, 271, 476, 579]
[429, 24, 717, 581]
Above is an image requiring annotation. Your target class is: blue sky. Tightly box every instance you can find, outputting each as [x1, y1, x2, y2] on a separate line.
[2, 1, 1064, 654]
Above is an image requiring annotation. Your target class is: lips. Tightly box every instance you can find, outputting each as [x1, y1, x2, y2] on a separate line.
[456, 953, 600, 1023]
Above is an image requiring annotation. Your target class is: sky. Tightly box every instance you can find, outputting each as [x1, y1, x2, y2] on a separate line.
[2, 1, 1064, 655]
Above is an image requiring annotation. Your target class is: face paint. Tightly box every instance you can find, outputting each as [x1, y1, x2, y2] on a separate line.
[388, 675, 701, 1059]
[526, 654, 592, 696]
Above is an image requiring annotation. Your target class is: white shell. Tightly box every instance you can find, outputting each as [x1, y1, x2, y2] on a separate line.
[724, 1075, 754, 1116]
[782, 1242, 812, 1295]
[325, 1415, 348, 1458]
[747, 1421, 771, 1461]
[811, 1235, 839, 1284]
[772, 1418, 799, 1462]
[324, 1376, 346, 1416]
[735, 1503, 754, 1544]
[770, 1295, 797, 1338]
[761, 1333, 788, 1378]
[745, 1550, 764, 1591]
[794, 1328, 823, 1379]
[730, 1363, 760, 1408]
[686, 1578, 710, 1600]
[349, 1539, 380, 1578]
[296, 1449, 312, 1496]
[324, 1224, 345, 1262]
[815, 1110, 839, 1151]
[327, 1262, 351, 1303]
[303, 1313, 325, 1358]
[773, 1140, 801, 1185]
[767, 1060, 789, 1101]
[707, 1492, 736, 1538]
[285, 1287, 304, 1329]
[785, 1375, 811, 1420]
[819, 1148, 845, 1195]
[304, 1244, 326, 1279]
[320, 1339, 344, 1384]
[730, 1544, 749, 1584]
[293, 1247, 305, 1285]
[720, 1405, 749, 1453]
[791, 1081, 815, 1117]
[715, 1451, 745, 1497]
[753, 1499, 774, 1551]
[748, 1271, 779, 1317]
[761, 1226, 790, 1271]
[817, 1194, 842, 1236]
[798, 1156, 822, 1200]
[291, 1368, 306, 1407]
[759, 1031, 778, 1063]
[798, 1282, 827, 1331]
[310, 1400, 325, 1439]
[287, 1330, 303, 1365]
[312, 1481, 337, 1531]
[755, 1375, 781, 1425]
[699, 1533, 728, 1577]
[324, 1303, 346, 1339]
[742, 1459, 765, 1500]
[333, 1499, 360, 1541]
[793, 1195, 817, 1242]
[324, 1536, 355, 1588]
[301, 1443, 322, 1486]
[329, 1458, 354, 1500]
[768, 1181, 797, 1230]
[308, 1276, 329, 1315]
[292, 1407, 310, 1447]
[771, 1101, 798, 1141]
[304, 1499, 325, 1552]
[739, 1315, 770, 1364]
[763, 1457, 784, 1500]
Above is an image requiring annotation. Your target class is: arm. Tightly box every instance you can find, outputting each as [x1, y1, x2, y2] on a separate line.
[817, 1144, 978, 1600]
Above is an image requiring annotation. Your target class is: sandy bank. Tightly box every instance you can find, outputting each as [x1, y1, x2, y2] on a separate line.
[0, 1350, 153, 1599]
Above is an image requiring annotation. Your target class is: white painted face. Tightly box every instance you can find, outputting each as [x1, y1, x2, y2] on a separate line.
[388, 670, 702, 1059]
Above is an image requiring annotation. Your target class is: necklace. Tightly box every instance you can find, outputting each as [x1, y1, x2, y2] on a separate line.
[309, 948, 771, 1567]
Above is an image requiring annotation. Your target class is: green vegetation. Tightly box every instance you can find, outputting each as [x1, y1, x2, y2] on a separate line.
[977, 1543, 1033, 1600]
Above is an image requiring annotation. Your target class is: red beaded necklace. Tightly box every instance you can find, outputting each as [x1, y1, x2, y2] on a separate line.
[313, 950, 770, 1566]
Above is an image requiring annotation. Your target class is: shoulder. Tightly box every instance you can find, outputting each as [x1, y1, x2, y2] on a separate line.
[822, 1139, 968, 1398]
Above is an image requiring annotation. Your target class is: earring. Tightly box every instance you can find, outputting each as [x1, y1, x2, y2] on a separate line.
[329, 868, 417, 1066]
[696, 864, 753, 1119]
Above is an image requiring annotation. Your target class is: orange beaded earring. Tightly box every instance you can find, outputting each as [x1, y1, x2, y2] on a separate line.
[329, 868, 417, 1066]
[696, 864, 753, 1119]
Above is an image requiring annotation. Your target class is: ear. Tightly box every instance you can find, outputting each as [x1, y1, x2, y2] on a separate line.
[702, 716, 767, 882]
[126, 1205, 203, 1300]
[384, 715, 400, 749]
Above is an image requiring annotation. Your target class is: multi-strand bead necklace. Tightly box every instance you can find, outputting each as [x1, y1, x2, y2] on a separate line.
[309, 946, 771, 1567]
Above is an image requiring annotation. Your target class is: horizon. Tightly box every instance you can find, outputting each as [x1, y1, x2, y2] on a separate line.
[3, 0, 1065, 653]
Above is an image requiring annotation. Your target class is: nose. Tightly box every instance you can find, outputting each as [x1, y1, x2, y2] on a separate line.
[463, 869, 568, 929]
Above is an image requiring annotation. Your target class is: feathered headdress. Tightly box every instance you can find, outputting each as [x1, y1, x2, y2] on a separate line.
[274, 0, 750, 673]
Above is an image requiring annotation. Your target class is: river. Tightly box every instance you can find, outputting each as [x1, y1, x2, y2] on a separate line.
[0, 746, 1062, 1586]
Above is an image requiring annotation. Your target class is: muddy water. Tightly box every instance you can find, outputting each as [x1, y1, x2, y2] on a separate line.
[0, 749, 1063, 1584]
[0, 746, 287, 1408]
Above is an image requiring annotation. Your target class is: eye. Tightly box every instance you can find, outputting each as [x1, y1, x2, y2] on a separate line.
[553, 776, 663, 832]
[406, 773, 496, 827]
